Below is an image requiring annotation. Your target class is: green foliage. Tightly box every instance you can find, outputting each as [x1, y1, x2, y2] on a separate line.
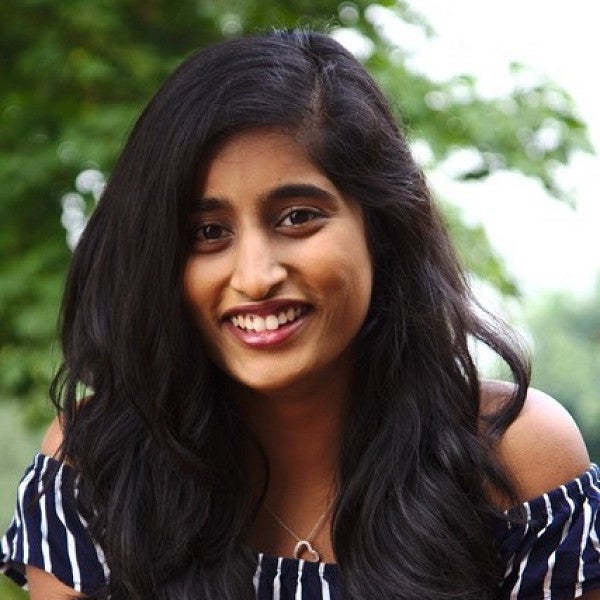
[527, 280, 600, 462]
[0, 0, 592, 427]
[441, 203, 519, 297]
[0, 3, 597, 588]
[0, 579, 27, 600]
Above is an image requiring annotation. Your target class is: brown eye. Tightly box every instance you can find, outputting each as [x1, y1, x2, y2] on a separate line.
[280, 209, 322, 227]
[199, 224, 226, 240]
[189, 222, 232, 252]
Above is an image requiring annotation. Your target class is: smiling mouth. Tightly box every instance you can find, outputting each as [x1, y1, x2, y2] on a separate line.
[229, 306, 306, 332]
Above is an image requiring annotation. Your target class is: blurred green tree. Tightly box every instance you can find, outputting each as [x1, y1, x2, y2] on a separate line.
[527, 280, 600, 463]
[0, 0, 592, 426]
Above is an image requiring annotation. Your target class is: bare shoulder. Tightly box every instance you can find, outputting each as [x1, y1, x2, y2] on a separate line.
[481, 381, 591, 503]
[40, 414, 64, 458]
[40, 396, 93, 459]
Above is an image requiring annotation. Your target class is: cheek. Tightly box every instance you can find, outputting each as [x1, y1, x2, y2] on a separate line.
[182, 261, 213, 329]
[315, 241, 373, 321]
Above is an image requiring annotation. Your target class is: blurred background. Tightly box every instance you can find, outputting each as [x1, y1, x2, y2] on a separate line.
[1, 1, 598, 596]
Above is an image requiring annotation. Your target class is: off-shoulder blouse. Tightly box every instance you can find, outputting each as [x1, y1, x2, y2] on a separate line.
[2, 454, 599, 598]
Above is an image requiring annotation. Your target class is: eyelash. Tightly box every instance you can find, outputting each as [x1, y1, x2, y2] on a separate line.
[194, 223, 230, 242]
[277, 207, 324, 228]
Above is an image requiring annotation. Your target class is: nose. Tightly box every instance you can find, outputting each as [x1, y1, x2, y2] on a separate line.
[229, 232, 287, 300]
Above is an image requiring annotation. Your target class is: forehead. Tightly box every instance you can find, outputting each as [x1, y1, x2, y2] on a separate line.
[198, 128, 336, 194]
[210, 128, 301, 161]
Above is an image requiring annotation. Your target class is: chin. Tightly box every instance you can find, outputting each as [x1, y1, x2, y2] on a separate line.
[234, 376, 303, 397]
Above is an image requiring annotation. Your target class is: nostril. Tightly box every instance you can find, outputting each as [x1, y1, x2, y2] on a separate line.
[230, 257, 287, 300]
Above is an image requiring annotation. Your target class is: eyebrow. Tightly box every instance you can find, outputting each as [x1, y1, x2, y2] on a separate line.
[192, 183, 335, 212]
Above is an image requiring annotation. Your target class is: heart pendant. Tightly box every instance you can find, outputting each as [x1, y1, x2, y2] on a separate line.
[293, 540, 320, 562]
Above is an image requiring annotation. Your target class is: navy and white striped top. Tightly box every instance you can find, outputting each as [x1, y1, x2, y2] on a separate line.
[2, 454, 600, 598]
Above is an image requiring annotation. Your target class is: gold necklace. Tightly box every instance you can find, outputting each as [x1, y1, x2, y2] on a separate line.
[263, 502, 330, 562]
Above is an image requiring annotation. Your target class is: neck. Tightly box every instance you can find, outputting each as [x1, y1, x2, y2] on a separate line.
[233, 373, 346, 502]
[233, 376, 345, 563]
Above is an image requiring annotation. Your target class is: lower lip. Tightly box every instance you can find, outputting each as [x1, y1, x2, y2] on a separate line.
[223, 314, 307, 348]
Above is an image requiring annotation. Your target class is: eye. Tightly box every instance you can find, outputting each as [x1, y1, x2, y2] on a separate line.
[279, 208, 323, 228]
[189, 222, 232, 251]
[197, 224, 227, 240]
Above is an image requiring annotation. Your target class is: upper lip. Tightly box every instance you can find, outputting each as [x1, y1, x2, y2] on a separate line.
[221, 299, 311, 320]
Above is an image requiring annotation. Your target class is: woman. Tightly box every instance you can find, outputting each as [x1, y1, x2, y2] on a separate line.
[2, 29, 599, 599]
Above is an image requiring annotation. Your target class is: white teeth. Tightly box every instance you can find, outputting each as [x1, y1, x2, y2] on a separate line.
[229, 307, 305, 332]
[266, 315, 279, 330]
[253, 316, 266, 332]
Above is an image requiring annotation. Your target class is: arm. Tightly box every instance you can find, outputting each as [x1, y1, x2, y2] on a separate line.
[27, 416, 84, 599]
[489, 386, 600, 599]
[27, 566, 83, 600]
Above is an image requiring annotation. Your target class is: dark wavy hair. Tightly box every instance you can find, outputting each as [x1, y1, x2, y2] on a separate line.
[52, 29, 529, 599]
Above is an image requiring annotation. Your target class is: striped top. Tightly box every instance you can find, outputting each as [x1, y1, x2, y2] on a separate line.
[2, 454, 599, 598]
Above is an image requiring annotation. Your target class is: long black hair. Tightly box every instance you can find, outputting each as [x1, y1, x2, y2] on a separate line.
[52, 29, 529, 599]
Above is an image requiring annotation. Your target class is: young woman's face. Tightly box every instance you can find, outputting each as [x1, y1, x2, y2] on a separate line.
[183, 128, 373, 396]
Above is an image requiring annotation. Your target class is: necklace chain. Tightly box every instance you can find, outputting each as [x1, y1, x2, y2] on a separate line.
[264, 500, 331, 562]
[264, 503, 329, 543]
